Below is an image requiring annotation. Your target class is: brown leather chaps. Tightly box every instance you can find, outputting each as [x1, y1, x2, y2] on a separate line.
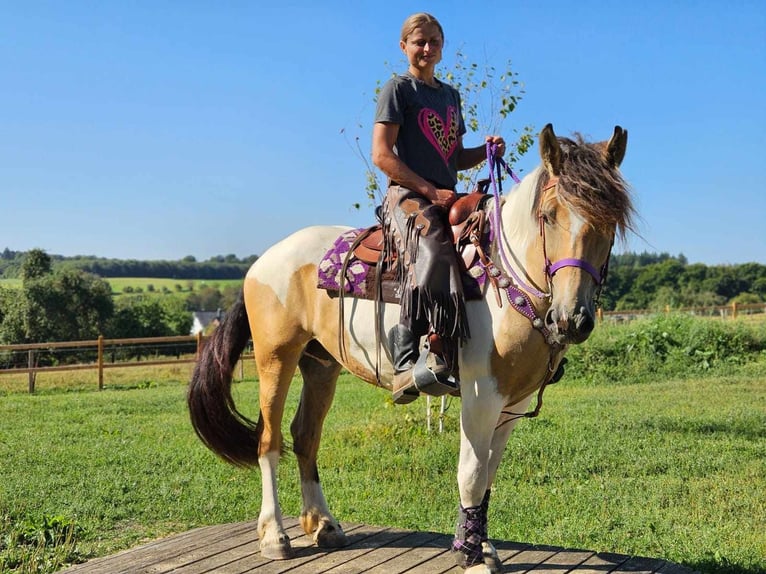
[382, 185, 470, 367]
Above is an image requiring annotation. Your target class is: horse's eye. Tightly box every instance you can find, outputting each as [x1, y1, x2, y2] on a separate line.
[541, 210, 555, 225]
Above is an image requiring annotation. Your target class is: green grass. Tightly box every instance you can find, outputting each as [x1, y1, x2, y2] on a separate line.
[104, 277, 243, 295]
[0, 277, 243, 295]
[1, 359, 764, 574]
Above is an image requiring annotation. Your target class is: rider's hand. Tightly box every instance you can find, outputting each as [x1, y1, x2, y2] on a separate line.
[486, 135, 506, 158]
[430, 188, 458, 210]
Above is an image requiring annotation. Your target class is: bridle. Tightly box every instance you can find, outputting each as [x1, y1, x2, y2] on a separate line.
[537, 175, 612, 307]
[484, 144, 612, 425]
[487, 143, 611, 309]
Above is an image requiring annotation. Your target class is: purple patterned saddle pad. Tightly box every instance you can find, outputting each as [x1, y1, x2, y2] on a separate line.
[316, 227, 486, 303]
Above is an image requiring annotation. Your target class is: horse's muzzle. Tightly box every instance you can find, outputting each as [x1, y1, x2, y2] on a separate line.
[544, 305, 595, 345]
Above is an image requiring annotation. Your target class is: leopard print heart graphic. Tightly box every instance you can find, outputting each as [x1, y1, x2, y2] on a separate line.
[418, 106, 459, 164]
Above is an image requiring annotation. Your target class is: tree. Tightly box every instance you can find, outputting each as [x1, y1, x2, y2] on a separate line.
[20, 248, 52, 282]
[185, 286, 224, 312]
[0, 267, 113, 344]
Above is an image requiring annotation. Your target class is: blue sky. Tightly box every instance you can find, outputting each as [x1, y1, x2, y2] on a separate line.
[1, 1, 764, 265]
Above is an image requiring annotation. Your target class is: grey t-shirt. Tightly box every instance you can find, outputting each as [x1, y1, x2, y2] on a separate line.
[374, 72, 466, 190]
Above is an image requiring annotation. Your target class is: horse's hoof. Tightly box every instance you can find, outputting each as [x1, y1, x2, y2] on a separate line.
[314, 520, 349, 548]
[259, 534, 293, 560]
[482, 541, 502, 573]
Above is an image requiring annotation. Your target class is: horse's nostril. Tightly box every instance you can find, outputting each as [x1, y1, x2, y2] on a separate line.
[545, 308, 558, 328]
[574, 308, 595, 340]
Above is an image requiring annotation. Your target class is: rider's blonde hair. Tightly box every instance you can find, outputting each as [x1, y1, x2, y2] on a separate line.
[400, 12, 444, 43]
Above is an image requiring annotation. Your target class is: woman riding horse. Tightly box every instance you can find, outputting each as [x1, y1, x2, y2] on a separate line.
[372, 12, 506, 404]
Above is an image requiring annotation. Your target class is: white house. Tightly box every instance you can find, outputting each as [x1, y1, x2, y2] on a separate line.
[190, 309, 224, 335]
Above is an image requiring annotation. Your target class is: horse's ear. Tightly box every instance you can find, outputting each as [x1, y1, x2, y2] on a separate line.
[604, 125, 628, 168]
[539, 123, 562, 176]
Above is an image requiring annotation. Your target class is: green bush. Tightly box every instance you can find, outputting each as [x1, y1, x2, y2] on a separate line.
[566, 314, 766, 384]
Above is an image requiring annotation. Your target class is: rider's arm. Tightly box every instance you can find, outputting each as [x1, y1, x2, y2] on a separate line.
[372, 122, 437, 199]
[455, 135, 507, 170]
[372, 122, 457, 209]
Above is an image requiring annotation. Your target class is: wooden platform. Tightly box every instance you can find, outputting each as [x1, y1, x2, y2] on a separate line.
[58, 518, 698, 574]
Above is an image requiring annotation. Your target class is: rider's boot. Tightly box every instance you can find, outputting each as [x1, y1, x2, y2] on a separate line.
[389, 324, 421, 404]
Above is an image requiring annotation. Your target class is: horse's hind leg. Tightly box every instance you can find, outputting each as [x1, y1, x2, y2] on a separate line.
[291, 340, 349, 549]
[253, 339, 303, 560]
[246, 284, 307, 561]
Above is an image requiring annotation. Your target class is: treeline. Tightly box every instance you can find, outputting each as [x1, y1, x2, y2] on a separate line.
[2, 248, 765, 313]
[601, 252, 766, 310]
[0, 249, 258, 280]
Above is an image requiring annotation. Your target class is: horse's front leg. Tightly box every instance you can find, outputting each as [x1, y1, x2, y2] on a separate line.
[452, 383, 505, 572]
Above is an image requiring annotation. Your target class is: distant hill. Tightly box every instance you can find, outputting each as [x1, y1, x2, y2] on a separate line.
[0, 248, 258, 280]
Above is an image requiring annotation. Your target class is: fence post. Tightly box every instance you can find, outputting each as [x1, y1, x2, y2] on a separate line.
[597, 307, 603, 323]
[731, 301, 738, 319]
[196, 332, 203, 358]
[28, 350, 35, 394]
[97, 335, 104, 390]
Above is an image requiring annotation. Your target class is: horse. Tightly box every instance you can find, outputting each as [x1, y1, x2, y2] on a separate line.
[187, 123, 635, 573]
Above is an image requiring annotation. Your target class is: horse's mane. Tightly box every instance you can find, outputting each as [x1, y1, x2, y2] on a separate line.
[536, 134, 636, 240]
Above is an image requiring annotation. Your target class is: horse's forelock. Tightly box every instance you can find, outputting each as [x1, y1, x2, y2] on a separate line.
[537, 135, 636, 240]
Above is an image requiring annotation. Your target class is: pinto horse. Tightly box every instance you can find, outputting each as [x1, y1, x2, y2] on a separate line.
[188, 124, 635, 573]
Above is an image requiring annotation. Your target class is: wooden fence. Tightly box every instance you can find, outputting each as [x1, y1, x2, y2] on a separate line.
[598, 301, 766, 322]
[1, 301, 763, 393]
[0, 334, 214, 393]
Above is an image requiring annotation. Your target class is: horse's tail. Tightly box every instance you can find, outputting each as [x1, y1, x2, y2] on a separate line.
[187, 291, 262, 467]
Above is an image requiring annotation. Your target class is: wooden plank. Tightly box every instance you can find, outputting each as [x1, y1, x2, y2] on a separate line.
[59, 521, 261, 574]
[109, 521, 263, 574]
[56, 521, 699, 574]
[575, 551, 633, 573]
[257, 524, 392, 573]
[139, 522, 267, 573]
[220, 523, 370, 574]
[500, 544, 559, 571]
[530, 549, 595, 573]
[362, 531, 452, 574]
[324, 529, 448, 574]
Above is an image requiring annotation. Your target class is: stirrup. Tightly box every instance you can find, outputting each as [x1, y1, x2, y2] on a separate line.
[391, 337, 459, 405]
[411, 346, 459, 396]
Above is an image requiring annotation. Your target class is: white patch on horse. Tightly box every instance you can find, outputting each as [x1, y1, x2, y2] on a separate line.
[249, 225, 351, 307]
[257, 451, 285, 542]
[500, 167, 544, 271]
[567, 206, 588, 249]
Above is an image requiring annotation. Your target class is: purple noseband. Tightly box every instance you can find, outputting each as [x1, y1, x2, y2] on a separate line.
[546, 257, 603, 284]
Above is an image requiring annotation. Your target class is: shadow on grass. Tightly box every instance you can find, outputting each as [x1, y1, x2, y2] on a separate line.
[683, 560, 765, 574]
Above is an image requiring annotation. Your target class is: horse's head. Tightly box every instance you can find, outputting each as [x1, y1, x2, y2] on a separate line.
[533, 123, 635, 345]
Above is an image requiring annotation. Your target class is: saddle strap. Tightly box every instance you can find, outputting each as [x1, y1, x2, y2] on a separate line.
[468, 217, 506, 308]
[338, 226, 384, 366]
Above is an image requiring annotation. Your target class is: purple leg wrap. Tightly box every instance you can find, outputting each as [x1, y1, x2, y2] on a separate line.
[451, 490, 491, 568]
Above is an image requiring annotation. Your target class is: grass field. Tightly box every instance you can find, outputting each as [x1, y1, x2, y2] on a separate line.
[104, 277, 243, 295]
[0, 277, 243, 295]
[1, 356, 764, 574]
